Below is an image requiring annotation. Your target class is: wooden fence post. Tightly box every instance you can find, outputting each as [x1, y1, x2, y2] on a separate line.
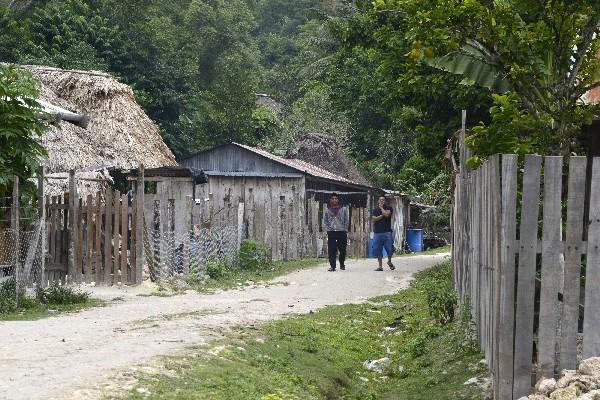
[321, 202, 328, 260]
[560, 157, 587, 371]
[95, 191, 102, 285]
[68, 170, 77, 283]
[135, 164, 144, 284]
[247, 188, 255, 239]
[583, 157, 600, 358]
[538, 156, 563, 380]
[86, 194, 94, 283]
[237, 201, 245, 249]
[113, 190, 121, 285]
[11, 176, 20, 295]
[498, 154, 518, 399]
[119, 193, 128, 284]
[208, 192, 214, 228]
[11, 176, 19, 232]
[104, 188, 113, 284]
[512, 155, 542, 398]
[37, 167, 46, 287]
[183, 195, 192, 274]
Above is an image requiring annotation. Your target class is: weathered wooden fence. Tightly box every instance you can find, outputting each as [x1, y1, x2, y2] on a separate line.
[45, 188, 142, 285]
[453, 152, 600, 399]
[44, 169, 144, 286]
[193, 180, 370, 261]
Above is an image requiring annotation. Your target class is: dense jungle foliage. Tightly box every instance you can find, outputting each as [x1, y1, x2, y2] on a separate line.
[1, 0, 599, 204]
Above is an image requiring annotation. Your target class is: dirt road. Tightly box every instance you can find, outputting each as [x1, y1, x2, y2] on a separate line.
[0, 253, 448, 400]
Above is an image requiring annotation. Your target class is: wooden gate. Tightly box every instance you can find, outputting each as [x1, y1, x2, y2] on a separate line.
[45, 188, 142, 285]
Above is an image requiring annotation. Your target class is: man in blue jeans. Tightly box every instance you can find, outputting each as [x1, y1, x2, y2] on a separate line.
[372, 195, 396, 271]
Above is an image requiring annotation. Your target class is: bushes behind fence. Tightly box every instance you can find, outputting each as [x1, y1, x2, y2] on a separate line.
[204, 240, 272, 280]
[238, 240, 271, 271]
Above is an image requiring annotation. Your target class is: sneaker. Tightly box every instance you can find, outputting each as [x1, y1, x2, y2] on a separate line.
[387, 261, 396, 271]
[340, 265, 346, 271]
[374, 267, 384, 271]
[328, 267, 336, 272]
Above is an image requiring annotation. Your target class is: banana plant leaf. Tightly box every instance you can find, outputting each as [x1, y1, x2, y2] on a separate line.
[427, 43, 513, 93]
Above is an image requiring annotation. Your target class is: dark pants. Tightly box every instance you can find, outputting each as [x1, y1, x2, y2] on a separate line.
[327, 231, 347, 269]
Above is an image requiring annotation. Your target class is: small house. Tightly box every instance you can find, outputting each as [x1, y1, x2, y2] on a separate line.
[180, 142, 375, 260]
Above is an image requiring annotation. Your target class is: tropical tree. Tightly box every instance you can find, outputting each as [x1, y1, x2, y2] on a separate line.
[0, 65, 47, 194]
[373, 0, 600, 158]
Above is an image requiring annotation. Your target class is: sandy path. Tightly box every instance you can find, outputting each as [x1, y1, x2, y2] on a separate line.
[0, 253, 448, 400]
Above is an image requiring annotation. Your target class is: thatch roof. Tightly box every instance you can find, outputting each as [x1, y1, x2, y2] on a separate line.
[43, 170, 113, 198]
[24, 65, 176, 174]
[286, 133, 370, 186]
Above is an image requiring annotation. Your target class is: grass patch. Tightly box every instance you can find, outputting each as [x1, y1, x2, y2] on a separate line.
[138, 258, 322, 297]
[0, 298, 104, 321]
[0, 278, 101, 321]
[126, 261, 488, 400]
[398, 245, 451, 257]
[131, 309, 224, 327]
[191, 257, 322, 293]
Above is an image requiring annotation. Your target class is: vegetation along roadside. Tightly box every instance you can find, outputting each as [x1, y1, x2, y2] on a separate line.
[125, 261, 489, 400]
[144, 240, 323, 296]
[0, 278, 101, 321]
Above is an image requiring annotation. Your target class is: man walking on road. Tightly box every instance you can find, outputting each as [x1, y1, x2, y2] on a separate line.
[372, 195, 396, 271]
[322, 193, 349, 271]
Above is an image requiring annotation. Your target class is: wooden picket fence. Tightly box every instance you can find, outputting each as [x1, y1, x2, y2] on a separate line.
[453, 152, 600, 399]
[44, 168, 145, 286]
[45, 188, 142, 285]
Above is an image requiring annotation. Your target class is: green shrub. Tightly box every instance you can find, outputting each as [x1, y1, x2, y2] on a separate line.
[0, 277, 18, 314]
[406, 333, 428, 357]
[414, 262, 457, 324]
[37, 283, 89, 305]
[206, 259, 229, 280]
[1, 277, 38, 313]
[239, 240, 271, 271]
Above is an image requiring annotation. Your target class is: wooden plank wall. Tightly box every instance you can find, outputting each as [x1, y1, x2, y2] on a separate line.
[453, 154, 600, 399]
[192, 176, 370, 261]
[45, 188, 141, 286]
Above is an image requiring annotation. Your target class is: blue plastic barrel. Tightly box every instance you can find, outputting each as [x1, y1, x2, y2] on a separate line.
[406, 229, 424, 252]
[368, 238, 390, 258]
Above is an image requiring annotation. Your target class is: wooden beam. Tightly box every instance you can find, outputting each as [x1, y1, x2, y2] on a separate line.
[68, 170, 77, 282]
[11, 176, 19, 231]
[38, 166, 47, 286]
[135, 165, 144, 285]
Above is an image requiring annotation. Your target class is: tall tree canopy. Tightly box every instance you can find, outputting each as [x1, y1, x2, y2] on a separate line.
[1, 0, 598, 199]
[372, 0, 600, 161]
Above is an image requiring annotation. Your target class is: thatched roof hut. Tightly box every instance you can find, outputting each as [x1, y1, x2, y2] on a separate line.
[286, 133, 370, 186]
[25, 65, 176, 174]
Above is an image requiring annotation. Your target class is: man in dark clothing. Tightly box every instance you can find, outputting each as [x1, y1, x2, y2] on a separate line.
[372, 195, 396, 271]
[322, 193, 349, 271]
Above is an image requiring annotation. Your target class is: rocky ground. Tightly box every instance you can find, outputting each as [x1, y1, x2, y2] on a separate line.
[522, 357, 600, 400]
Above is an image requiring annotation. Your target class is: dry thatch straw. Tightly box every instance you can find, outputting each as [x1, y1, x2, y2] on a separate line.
[287, 133, 370, 186]
[42, 170, 113, 198]
[23, 65, 176, 176]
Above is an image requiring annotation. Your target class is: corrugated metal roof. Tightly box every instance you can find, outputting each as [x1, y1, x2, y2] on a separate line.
[233, 143, 371, 188]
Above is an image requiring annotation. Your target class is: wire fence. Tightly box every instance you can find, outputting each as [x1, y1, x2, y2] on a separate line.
[0, 221, 45, 305]
[143, 224, 242, 282]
